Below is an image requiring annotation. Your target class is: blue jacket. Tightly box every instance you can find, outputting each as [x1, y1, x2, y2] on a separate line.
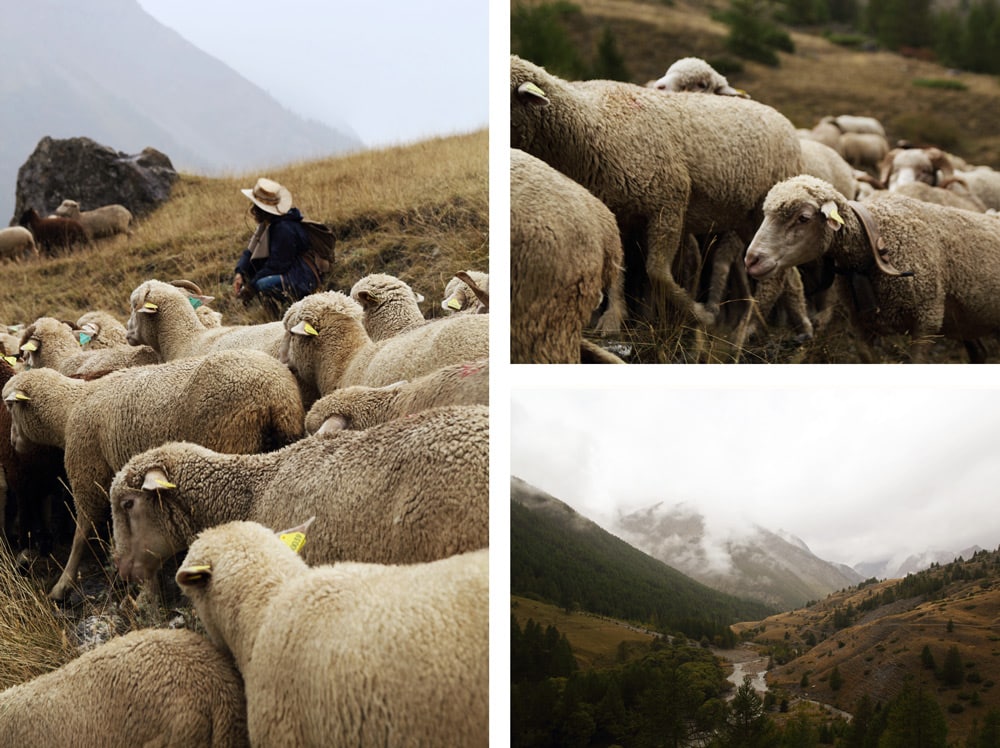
[235, 208, 317, 298]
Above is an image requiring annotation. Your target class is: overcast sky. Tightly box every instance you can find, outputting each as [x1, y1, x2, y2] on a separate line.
[509, 368, 1000, 570]
[136, 0, 489, 148]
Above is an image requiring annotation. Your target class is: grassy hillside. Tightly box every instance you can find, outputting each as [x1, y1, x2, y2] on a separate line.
[511, 478, 776, 643]
[0, 128, 488, 326]
[735, 549, 1000, 743]
[0, 129, 488, 687]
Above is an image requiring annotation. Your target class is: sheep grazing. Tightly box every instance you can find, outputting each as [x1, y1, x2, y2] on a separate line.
[879, 147, 1000, 212]
[350, 273, 426, 340]
[176, 520, 488, 747]
[650, 56, 749, 97]
[279, 291, 488, 396]
[0, 628, 248, 747]
[442, 270, 490, 314]
[126, 279, 284, 360]
[511, 55, 803, 328]
[18, 208, 87, 255]
[304, 359, 489, 434]
[110, 403, 488, 586]
[820, 114, 887, 137]
[511, 148, 627, 363]
[54, 199, 133, 240]
[0, 226, 37, 262]
[745, 174, 1000, 362]
[18, 316, 160, 378]
[74, 310, 129, 348]
[2, 349, 304, 600]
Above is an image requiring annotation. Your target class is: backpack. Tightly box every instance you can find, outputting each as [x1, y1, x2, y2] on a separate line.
[299, 219, 336, 280]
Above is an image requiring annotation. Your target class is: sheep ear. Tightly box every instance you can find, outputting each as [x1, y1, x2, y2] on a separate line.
[5, 390, 30, 403]
[19, 339, 38, 353]
[317, 414, 349, 436]
[517, 81, 550, 107]
[138, 302, 158, 314]
[2, 356, 16, 366]
[277, 516, 315, 554]
[176, 564, 212, 587]
[414, 292, 425, 304]
[444, 296, 462, 311]
[355, 290, 377, 309]
[188, 294, 214, 310]
[819, 201, 845, 231]
[291, 321, 319, 337]
[141, 468, 176, 491]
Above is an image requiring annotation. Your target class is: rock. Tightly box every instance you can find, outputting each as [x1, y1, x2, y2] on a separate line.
[12, 136, 178, 224]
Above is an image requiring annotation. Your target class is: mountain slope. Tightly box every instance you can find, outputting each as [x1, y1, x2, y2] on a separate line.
[510, 477, 775, 644]
[0, 0, 361, 221]
[617, 502, 864, 610]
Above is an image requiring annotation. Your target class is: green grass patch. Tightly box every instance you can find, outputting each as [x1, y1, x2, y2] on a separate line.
[913, 77, 968, 91]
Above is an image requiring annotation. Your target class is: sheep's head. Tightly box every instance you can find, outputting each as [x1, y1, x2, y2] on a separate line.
[511, 55, 554, 151]
[652, 57, 749, 98]
[17, 317, 77, 369]
[745, 175, 846, 280]
[280, 292, 365, 392]
[1, 368, 72, 452]
[54, 199, 81, 218]
[350, 273, 424, 311]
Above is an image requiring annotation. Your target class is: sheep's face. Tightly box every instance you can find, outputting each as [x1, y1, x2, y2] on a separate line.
[745, 199, 841, 280]
[888, 150, 936, 191]
[2, 375, 58, 453]
[510, 56, 553, 152]
[126, 288, 159, 347]
[111, 468, 188, 583]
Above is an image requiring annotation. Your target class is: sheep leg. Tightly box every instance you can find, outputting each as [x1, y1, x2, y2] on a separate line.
[646, 216, 712, 328]
[703, 232, 748, 320]
[49, 518, 91, 600]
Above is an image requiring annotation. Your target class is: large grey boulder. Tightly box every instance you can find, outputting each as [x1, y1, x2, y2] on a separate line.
[12, 136, 178, 224]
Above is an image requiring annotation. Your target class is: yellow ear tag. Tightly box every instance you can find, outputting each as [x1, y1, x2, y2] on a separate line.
[179, 564, 212, 584]
[447, 298, 462, 310]
[19, 340, 37, 352]
[184, 564, 212, 574]
[303, 322, 318, 336]
[523, 82, 547, 97]
[828, 208, 845, 226]
[143, 302, 158, 311]
[14, 391, 30, 402]
[280, 531, 307, 554]
[2, 356, 15, 366]
[155, 478, 177, 489]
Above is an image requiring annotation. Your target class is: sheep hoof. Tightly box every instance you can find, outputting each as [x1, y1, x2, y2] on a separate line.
[692, 302, 715, 328]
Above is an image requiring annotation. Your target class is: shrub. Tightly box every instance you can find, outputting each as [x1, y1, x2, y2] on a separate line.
[912, 77, 968, 91]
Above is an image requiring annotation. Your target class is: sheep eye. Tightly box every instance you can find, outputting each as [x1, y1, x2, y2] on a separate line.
[797, 213, 812, 224]
[121, 498, 134, 512]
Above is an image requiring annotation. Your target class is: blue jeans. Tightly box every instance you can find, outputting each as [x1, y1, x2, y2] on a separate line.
[252, 274, 289, 300]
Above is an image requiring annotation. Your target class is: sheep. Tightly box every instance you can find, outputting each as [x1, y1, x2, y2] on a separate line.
[2, 349, 305, 600]
[893, 180, 988, 213]
[820, 114, 887, 137]
[511, 148, 627, 362]
[175, 520, 489, 747]
[744, 174, 1000, 362]
[511, 55, 804, 329]
[19, 316, 161, 378]
[650, 56, 749, 97]
[110, 403, 488, 588]
[279, 290, 489, 396]
[54, 199, 133, 240]
[349, 272, 426, 340]
[18, 208, 87, 255]
[0, 226, 37, 262]
[303, 360, 489, 433]
[74, 310, 129, 348]
[442, 270, 490, 314]
[879, 147, 999, 211]
[838, 132, 890, 174]
[126, 279, 284, 360]
[0, 628, 248, 747]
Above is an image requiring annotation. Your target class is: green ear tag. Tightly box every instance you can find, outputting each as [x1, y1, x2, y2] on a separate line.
[188, 297, 203, 310]
[78, 333, 92, 346]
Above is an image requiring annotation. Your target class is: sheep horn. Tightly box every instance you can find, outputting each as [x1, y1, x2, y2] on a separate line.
[847, 201, 914, 278]
[169, 279, 204, 295]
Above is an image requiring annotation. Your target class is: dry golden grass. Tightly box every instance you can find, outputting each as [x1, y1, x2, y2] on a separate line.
[0, 129, 488, 326]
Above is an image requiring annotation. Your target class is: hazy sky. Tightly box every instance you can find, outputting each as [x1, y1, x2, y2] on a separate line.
[509, 368, 1000, 570]
[136, 0, 490, 148]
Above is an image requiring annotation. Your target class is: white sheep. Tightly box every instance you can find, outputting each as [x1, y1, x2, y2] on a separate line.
[18, 316, 160, 378]
[745, 174, 1000, 362]
[126, 279, 284, 360]
[442, 270, 490, 314]
[838, 132, 890, 174]
[54, 199, 132, 240]
[0, 628, 248, 746]
[110, 403, 488, 585]
[820, 114, 887, 137]
[511, 55, 804, 330]
[878, 147, 995, 211]
[651, 56, 749, 97]
[0, 226, 37, 262]
[2, 349, 305, 600]
[511, 148, 627, 362]
[74, 310, 129, 348]
[303, 359, 489, 433]
[279, 290, 488, 396]
[175, 520, 489, 746]
[349, 272, 426, 340]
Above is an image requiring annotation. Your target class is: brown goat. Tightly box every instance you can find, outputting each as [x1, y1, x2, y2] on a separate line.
[18, 209, 86, 255]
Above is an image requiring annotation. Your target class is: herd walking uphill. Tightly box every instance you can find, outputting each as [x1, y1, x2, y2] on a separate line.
[0, 628, 248, 747]
[175, 521, 489, 747]
[2, 350, 304, 600]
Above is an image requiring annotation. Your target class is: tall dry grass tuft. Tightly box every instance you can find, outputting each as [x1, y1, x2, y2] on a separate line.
[0, 543, 76, 690]
[0, 128, 488, 326]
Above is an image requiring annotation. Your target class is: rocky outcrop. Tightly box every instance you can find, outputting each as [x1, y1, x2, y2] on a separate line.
[12, 137, 178, 224]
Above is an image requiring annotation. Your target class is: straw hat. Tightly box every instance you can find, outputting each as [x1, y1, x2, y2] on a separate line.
[241, 177, 293, 215]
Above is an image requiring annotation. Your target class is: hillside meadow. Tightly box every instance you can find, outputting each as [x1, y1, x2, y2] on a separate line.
[0, 128, 489, 326]
[0, 128, 488, 687]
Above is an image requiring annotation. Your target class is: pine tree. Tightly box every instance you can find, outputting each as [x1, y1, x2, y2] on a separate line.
[879, 682, 947, 748]
[941, 644, 964, 687]
[921, 644, 936, 671]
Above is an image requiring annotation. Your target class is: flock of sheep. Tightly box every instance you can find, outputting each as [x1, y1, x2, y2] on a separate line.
[0, 260, 490, 743]
[510, 55, 1000, 363]
[3, 199, 133, 259]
